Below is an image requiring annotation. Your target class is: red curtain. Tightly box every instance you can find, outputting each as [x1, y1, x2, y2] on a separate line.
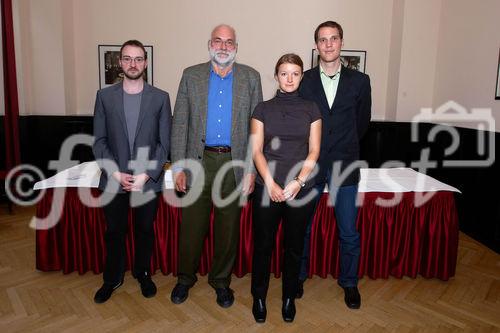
[1, 0, 21, 170]
[36, 189, 459, 281]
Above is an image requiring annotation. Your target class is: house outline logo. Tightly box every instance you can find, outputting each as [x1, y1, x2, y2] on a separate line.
[411, 100, 495, 167]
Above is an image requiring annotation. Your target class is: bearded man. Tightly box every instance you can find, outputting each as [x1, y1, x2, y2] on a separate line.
[92, 39, 172, 303]
[170, 24, 262, 308]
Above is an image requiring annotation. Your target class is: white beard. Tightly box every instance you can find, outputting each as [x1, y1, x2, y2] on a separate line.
[209, 48, 236, 67]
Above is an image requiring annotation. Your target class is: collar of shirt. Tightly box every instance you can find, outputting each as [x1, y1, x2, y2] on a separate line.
[211, 64, 233, 79]
[319, 63, 341, 81]
[319, 64, 341, 109]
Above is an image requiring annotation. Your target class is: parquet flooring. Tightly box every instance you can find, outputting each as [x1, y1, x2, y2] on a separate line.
[0, 205, 499, 332]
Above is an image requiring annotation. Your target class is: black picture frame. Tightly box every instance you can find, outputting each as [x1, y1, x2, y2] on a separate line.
[98, 44, 153, 89]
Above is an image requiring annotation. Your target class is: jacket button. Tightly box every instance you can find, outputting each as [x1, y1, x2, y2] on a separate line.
[198, 156, 202, 159]
[201, 139, 205, 143]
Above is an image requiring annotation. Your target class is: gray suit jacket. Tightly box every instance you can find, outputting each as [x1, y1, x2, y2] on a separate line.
[93, 82, 172, 193]
[171, 62, 263, 186]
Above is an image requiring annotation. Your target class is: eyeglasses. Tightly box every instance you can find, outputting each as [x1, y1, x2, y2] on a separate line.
[121, 56, 145, 64]
[210, 38, 237, 49]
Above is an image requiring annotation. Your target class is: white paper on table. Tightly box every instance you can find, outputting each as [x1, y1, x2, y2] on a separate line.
[358, 168, 460, 193]
[34, 161, 101, 190]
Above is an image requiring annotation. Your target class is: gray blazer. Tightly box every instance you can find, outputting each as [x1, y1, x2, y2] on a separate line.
[93, 82, 172, 193]
[171, 62, 263, 186]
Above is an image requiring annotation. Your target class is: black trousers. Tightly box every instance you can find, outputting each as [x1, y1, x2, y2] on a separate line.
[102, 192, 159, 284]
[251, 184, 317, 300]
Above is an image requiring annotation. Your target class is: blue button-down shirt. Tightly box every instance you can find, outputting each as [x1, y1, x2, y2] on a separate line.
[205, 68, 233, 146]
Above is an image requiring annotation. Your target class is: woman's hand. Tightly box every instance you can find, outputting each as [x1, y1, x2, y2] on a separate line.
[266, 181, 286, 202]
[283, 180, 301, 201]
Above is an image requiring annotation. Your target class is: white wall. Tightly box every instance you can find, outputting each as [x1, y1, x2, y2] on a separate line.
[11, 0, 500, 131]
[14, 0, 66, 115]
[70, 0, 393, 118]
[14, 0, 393, 119]
[432, 0, 500, 129]
[395, 0, 442, 122]
[384, 0, 405, 122]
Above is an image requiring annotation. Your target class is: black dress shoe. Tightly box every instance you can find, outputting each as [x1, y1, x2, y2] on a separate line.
[343, 286, 361, 309]
[171, 283, 191, 304]
[296, 279, 305, 299]
[215, 287, 234, 308]
[252, 298, 267, 323]
[94, 280, 123, 304]
[137, 272, 157, 298]
[281, 298, 296, 322]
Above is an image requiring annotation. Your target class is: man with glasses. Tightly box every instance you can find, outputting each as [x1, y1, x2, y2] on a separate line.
[298, 21, 371, 309]
[93, 39, 172, 303]
[170, 24, 262, 308]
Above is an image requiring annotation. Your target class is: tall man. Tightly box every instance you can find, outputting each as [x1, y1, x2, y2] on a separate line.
[92, 40, 172, 303]
[299, 21, 371, 309]
[170, 24, 262, 308]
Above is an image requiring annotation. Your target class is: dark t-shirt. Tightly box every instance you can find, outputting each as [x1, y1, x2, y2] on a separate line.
[252, 90, 321, 189]
[123, 91, 142, 154]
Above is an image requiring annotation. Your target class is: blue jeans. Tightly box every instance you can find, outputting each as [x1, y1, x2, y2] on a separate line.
[299, 182, 360, 287]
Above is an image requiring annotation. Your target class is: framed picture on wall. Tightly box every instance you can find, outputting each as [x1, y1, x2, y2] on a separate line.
[496, 48, 500, 100]
[311, 49, 367, 73]
[98, 44, 153, 89]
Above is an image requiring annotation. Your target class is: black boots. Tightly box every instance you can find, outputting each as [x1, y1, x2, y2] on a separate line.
[251, 297, 296, 322]
[252, 298, 267, 323]
[281, 298, 296, 322]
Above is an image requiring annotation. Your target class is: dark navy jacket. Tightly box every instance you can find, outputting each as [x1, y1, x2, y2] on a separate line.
[299, 65, 371, 186]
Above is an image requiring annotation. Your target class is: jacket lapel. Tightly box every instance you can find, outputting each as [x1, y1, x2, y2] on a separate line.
[113, 83, 129, 142]
[231, 63, 244, 136]
[198, 62, 211, 136]
[331, 66, 349, 111]
[311, 66, 330, 112]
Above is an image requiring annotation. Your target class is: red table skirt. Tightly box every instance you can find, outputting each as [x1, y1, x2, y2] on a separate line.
[35, 189, 459, 280]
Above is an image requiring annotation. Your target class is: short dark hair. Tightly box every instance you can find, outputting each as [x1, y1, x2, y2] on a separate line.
[274, 53, 304, 76]
[314, 21, 343, 43]
[120, 40, 147, 59]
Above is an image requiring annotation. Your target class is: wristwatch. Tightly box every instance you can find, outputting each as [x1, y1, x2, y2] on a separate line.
[294, 176, 306, 188]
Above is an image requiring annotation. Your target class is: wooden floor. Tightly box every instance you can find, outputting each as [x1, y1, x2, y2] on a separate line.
[0, 205, 499, 333]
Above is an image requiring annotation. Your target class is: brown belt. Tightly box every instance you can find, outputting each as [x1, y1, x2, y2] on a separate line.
[204, 146, 231, 153]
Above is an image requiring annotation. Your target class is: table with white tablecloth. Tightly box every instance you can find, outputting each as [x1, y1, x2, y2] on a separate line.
[34, 164, 460, 280]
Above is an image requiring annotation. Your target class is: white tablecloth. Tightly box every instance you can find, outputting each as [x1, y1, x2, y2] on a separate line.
[33, 162, 460, 193]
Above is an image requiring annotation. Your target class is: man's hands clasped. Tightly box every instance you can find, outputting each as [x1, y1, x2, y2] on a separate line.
[112, 171, 150, 191]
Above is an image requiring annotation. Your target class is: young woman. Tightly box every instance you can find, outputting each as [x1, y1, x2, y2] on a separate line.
[250, 53, 322, 323]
